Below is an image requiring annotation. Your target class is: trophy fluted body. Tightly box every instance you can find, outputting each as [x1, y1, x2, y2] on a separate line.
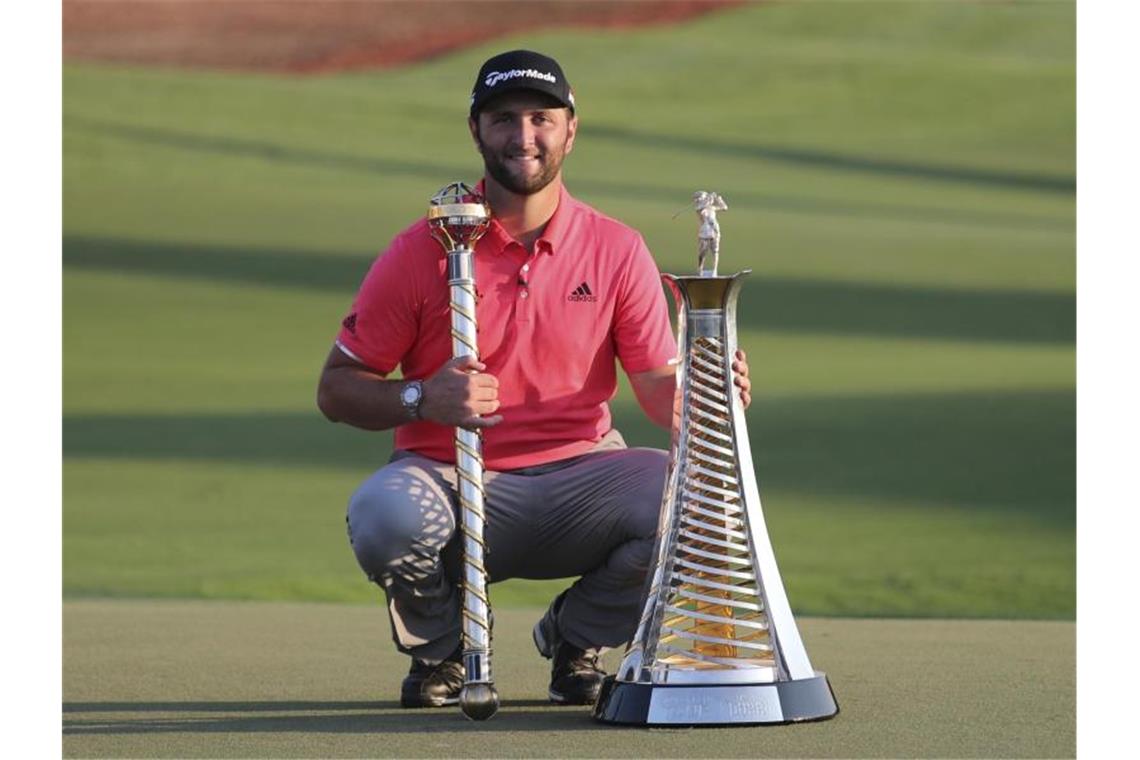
[593, 193, 838, 726]
[427, 182, 499, 721]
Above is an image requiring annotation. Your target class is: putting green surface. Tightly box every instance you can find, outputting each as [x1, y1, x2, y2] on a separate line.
[63, 600, 1074, 758]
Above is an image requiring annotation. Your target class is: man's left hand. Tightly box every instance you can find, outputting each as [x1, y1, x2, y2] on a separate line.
[732, 349, 752, 409]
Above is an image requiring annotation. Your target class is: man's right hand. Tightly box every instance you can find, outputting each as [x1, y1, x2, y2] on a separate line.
[421, 355, 503, 430]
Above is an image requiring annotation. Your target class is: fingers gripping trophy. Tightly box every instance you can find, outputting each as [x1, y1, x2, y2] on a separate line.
[593, 192, 839, 726]
[427, 182, 499, 721]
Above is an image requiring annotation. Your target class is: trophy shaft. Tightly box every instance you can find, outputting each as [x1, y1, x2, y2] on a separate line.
[448, 262, 495, 703]
[429, 181, 497, 720]
[448, 250, 480, 359]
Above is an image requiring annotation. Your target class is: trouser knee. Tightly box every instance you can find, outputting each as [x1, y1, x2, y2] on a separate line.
[612, 449, 668, 586]
[346, 465, 456, 585]
[610, 535, 656, 588]
[625, 448, 669, 538]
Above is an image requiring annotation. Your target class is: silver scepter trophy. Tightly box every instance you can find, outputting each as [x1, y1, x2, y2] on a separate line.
[593, 191, 838, 726]
[427, 182, 499, 721]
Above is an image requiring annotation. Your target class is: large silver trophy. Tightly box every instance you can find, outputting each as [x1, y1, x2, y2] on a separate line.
[594, 192, 838, 725]
[427, 182, 499, 721]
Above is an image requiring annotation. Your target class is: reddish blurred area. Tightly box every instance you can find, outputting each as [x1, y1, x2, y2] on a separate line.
[63, 0, 743, 73]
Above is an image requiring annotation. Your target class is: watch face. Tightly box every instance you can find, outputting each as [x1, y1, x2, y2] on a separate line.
[401, 383, 421, 405]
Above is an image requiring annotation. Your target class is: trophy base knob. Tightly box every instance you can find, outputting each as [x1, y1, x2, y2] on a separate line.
[460, 683, 500, 721]
[592, 673, 838, 726]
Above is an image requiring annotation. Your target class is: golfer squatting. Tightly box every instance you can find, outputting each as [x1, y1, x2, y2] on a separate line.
[317, 50, 752, 709]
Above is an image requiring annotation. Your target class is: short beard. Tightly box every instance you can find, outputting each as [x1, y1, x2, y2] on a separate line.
[475, 134, 564, 196]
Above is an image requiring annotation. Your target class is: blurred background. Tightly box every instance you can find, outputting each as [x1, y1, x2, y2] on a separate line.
[63, 0, 1075, 620]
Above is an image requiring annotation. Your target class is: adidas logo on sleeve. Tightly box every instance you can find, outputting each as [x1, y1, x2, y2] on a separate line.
[567, 282, 597, 302]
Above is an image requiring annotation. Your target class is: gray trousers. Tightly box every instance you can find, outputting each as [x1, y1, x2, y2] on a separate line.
[346, 430, 667, 664]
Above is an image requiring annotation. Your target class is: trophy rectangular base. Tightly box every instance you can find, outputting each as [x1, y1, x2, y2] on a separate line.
[592, 673, 838, 726]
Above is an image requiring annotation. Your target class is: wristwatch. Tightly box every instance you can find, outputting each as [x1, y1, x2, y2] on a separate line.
[400, 380, 424, 420]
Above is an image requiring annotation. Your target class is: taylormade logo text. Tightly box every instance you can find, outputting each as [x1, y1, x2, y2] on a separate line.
[485, 69, 557, 88]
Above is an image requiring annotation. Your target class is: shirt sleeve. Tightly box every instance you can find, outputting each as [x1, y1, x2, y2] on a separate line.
[334, 231, 421, 375]
[612, 234, 678, 374]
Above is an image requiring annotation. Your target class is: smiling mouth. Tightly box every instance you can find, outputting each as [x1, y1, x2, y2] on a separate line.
[505, 156, 543, 174]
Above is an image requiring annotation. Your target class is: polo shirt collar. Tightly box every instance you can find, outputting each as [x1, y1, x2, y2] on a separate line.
[534, 183, 571, 256]
[482, 215, 516, 256]
[474, 179, 570, 256]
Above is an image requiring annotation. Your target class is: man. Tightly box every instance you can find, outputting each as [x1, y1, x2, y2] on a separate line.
[317, 50, 751, 708]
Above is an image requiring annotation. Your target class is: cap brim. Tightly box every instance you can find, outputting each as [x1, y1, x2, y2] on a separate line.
[471, 84, 574, 117]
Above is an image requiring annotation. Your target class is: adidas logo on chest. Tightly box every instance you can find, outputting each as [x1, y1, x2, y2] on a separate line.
[567, 281, 598, 303]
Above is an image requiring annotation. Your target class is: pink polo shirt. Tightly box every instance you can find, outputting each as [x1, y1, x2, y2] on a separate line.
[335, 183, 676, 470]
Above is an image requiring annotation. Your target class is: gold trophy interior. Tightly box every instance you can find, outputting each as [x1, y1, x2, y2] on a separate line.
[660, 333, 775, 673]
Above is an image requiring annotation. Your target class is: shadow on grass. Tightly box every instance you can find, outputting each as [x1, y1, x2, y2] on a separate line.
[576, 175, 1073, 232]
[67, 115, 1074, 230]
[64, 235, 376, 294]
[64, 236, 1073, 345]
[733, 277, 1073, 345]
[64, 389, 1074, 523]
[62, 699, 600, 735]
[65, 115, 473, 187]
[586, 124, 1075, 195]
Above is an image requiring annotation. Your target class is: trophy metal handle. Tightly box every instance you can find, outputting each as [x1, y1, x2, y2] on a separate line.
[428, 182, 499, 721]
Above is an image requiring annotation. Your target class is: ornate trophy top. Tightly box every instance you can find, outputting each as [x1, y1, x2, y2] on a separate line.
[427, 181, 491, 252]
[692, 190, 728, 277]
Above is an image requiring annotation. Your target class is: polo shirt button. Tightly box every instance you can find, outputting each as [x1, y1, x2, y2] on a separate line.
[520, 290, 529, 299]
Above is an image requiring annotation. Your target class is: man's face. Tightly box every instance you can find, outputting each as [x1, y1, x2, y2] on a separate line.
[469, 91, 578, 196]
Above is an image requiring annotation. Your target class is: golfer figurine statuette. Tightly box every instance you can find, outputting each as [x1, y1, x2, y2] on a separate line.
[694, 190, 728, 276]
[427, 182, 499, 721]
[593, 191, 839, 726]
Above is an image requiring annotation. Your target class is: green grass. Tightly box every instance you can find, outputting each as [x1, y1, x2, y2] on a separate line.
[63, 1, 1074, 619]
[63, 601, 1076, 758]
